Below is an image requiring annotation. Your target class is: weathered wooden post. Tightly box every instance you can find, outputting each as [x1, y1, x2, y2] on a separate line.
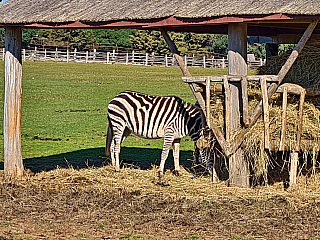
[227, 23, 250, 187]
[4, 27, 24, 178]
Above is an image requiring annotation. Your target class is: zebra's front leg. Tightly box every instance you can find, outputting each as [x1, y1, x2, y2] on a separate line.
[172, 139, 181, 176]
[158, 134, 175, 178]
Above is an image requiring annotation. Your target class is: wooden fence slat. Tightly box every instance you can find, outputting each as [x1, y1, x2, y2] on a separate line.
[279, 87, 288, 151]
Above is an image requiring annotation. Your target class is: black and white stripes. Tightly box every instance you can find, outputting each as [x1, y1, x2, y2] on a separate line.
[106, 90, 205, 176]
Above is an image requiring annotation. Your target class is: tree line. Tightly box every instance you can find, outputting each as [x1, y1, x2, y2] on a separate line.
[0, 28, 267, 57]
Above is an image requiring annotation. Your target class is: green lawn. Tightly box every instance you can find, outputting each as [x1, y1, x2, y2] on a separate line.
[0, 61, 228, 171]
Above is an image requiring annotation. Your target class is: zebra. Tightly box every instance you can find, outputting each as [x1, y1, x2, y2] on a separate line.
[105, 90, 215, 177]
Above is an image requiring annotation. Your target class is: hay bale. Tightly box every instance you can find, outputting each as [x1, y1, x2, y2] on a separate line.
[259, 39, 320, 90]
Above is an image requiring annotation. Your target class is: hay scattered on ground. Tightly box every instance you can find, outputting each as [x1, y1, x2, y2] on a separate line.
[1, 165, 320, 239]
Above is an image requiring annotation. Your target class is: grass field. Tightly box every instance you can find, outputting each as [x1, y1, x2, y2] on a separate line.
[0, 61, 228, 171]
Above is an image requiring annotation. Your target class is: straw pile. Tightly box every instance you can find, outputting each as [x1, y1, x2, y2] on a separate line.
[259, 39, 320, 91]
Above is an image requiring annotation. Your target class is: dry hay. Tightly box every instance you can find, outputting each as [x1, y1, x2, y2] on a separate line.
[210, 82, 320, 181]
[259, 39, 320, 91]
[1, 165, 320, 239]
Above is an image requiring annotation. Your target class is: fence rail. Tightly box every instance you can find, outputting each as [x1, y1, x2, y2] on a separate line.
[1, 48, 266, 69]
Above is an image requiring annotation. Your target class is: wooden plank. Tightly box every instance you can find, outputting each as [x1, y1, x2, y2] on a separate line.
[228, 22, 249, 188]
[279, 87, 288, 151]
[296, 89, 306, 151]
[276, 83, 304, 95]
[289, 152, 299, 186]
[241, 76, 249, 127]
[227, 20, 319, 158]
[4, 27, 23, 179]
[223, 76, 231, 140]
[182, 75, 278, 84]
[206, 77, 211, 128]
[261, 76, 270, 150]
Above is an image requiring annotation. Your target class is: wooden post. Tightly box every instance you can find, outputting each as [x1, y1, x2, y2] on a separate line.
[55, 47, 58, 61]
[223, 76, 231, 140]
[132, 50, 135, 64]
[296, 89, 306, 152]
[93, 49, 96, 62]
[106, 52, 110, 64]
[206, 77, 211, 128]
[73, 48, 77, 61]
[184, 55, 187, 66]
[44, 48, 47, 61]
[2, 48, 5, 61]
[203, 56, 206, 68]
[145, 53, 148, 66]
[228, 23, 249, 188]
[85, 51, 89, 63]
[22, 49, 26, 62]
[241, 76, 249, 127]
[165, 54, 168, 67]
[4, 27, 23, 179]
[261, 76, 270, 150]
[66, 49, 69, 63]
[126, 52, 129, 65]
[279, 87, 288, 151]
[289, 152, 299, 185]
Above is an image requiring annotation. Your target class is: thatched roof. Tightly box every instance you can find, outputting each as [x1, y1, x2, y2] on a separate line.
[1, 0, 320, 35]
[0, 0, 320, 24]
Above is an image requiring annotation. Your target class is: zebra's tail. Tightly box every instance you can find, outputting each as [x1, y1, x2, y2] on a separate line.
[105, 115, 113, 156]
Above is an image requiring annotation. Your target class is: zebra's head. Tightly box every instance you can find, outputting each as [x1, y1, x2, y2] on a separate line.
[194, 127, 216, 171]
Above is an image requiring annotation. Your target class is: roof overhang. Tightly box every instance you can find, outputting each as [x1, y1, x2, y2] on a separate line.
[1, 14, 320, 38]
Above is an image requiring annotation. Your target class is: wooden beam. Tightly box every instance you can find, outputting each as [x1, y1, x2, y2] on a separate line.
[279, 87, 288, 151]
[261, 76, 270, 150]
[296, 89, 306, 152]
[182, 75, 278, 84]
[206, 77, 211, 128]
[241, 76, 249, 127]
[223, 76, 231, 141]
[4, 27, 23, 179]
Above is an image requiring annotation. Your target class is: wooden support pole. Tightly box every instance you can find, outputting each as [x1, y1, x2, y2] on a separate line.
[223, 76, 231, 140]
[296, 89, 306, 152]
[228, 23, 249, 188]
[241, 76, 249, 127]
[289, 152, 299, 186]
[261, 76, 270, 150]
[227, 20, 318, 158]
[279, 87, 288, 151]
[206, 77, 211, 128]
[4, 27, 23, 179]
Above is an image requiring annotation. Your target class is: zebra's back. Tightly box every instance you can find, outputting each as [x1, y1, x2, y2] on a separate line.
[107, 91, 189, 139]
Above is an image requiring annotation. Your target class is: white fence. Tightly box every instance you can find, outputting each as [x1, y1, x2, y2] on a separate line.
[0, 48, 266, 69]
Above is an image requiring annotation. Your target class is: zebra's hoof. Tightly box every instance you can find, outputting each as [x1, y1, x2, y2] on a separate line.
[158, 171, 164, 178]
[173, 170, 181, 176]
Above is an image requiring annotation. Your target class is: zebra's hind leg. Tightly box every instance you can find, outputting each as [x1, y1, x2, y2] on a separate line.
[158, 132, 175, 178]
[172, 139, 181, 176]
[113, 127, 131, 172]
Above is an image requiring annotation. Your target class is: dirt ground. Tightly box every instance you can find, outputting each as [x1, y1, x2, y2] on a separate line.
[0, 165, 320, 240]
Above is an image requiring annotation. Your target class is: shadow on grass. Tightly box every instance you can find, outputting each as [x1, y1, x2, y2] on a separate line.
[0, 147, 195, 173]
